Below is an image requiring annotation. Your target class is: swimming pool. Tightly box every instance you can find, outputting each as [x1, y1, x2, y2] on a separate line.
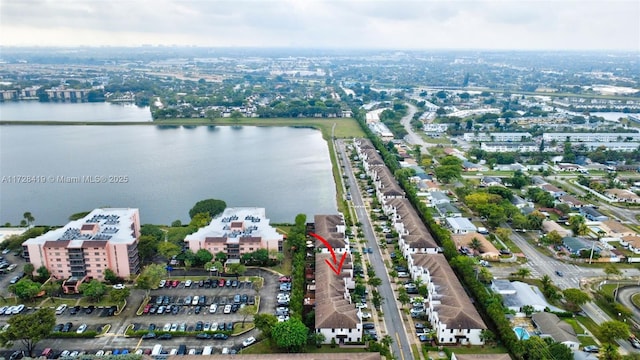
[513, 326, 530, 340]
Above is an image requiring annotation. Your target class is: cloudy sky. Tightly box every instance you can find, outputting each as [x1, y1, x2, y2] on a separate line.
[1, 0, 638, 50]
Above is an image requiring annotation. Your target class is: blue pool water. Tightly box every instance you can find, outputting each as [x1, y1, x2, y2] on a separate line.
[513, 327, 530, 340]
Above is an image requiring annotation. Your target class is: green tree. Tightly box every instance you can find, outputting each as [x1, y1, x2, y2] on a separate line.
[136, 264, 168, 289]
[601, 343, 622, 360]
[0, 308, 55, 356]
[158, 242, 181, 260]
[36, 266, 50, 282]
[599, 321, 630, 344]
[271, 318, 308, 352]
[480, 329, 495, 344]
[254, 313, 277, 338]
[195, 249, 213, 266]
[41, 281, 62, 302]
[569, 215, 589, 236]
[513, 267, 531, 279]
[189, 198, 226, 219]
[22, 212, 35, 227]
[309, 332, 325, 348]
[137, 234, 158, 262]
[227, 263, 246, 276]
[79, 279, 107, 302]
[9, 279, 41, 302]
[434, 165, 462, 184]
[549, 341, 573, 360]
[562, 288, 590, 311]
[215, 251, 228, 263]
[521, 305, 535, 317]
[103, 268, 119, 284]
[368, 277, 382, 287]
[23, 263, 35, 278]
[108, 287, 130, 304]
[398, 292, 411, 308]
[381, 334, 394, 349]
[604, 264, 622, 279]
[546, 231, 563, 245]
[239, 305, 257, 328]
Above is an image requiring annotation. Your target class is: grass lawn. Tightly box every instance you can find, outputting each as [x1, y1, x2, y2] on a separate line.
[271, 243, 292, 276]
[232, 322, 255, 336]
[576, 316, 602, 342]
[441, 345, 509, 354]
[241, 340, 367, 354]
[578, 335, 598, 347]
[632, 293, 640, 308]
[39, 297, 79, 307]
[565, 318, 586, 335]
[600, 283, 620, 298]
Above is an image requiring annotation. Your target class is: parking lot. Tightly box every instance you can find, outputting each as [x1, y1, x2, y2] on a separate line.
[0, 268, 282, 357]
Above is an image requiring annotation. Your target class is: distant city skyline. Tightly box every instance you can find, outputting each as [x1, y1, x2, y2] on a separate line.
[1, 0, 639, 51]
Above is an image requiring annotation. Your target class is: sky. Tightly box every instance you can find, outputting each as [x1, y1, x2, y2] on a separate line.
[1, 0, 639, 51]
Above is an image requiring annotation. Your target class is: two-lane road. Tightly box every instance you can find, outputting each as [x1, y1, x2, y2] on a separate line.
[336, 140, 414, 360]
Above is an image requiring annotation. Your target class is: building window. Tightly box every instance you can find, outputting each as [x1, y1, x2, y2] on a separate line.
[57, 264, 62, 268]
[56, 258, 61, 262]
[332, 329, 335, 333]
[450, 329, 454, 333]
[95, 252, 100, 255]
[348, 329, 352, 333]
[97, 269, 102, 273]
[58, 270, 63, 273]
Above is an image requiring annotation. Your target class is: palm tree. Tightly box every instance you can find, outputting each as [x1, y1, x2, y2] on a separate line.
[470, 238, 482, 253]
[22, 212, 35, 227]
[381, 335, 394, 349]
[514, 267, 531, 279]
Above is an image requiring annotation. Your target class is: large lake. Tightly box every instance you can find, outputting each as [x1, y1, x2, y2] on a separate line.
[0, 123, 337, 226]
[0, 101, 152, 122]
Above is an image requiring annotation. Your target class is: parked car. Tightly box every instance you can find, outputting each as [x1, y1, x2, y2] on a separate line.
[55, 304, 68, 315]
[242, 336, 256, 347]
[141, 332, 156, 340]
[76, 324, 88, 334]
[213, 333, 228, 340]
[184, 280, 192, 287]
[157, 333, 172, 340]
[195, 333, 211, 340]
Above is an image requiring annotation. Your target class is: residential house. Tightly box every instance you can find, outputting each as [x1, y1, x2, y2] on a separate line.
[384, 198, 439, 255]
[452, 233, 500, 260]
[558, 194, 584, 208]
[462, 161, 482, 172]
[531, 312, 580, 351]
[541, 220, 572, 238]
[510, 195, 532, 209]
[446, 217, 477, 234]
[436, 203, 462, 218]
[580, 207, 609, 222]
[621, 235, 640, 254]
[184, 207, 284, 259]
[480, 176, 503, 187]
[313, 214, 348, 253]
[408, 254, 487, 345]
[562, 237, 592, 255]
[605, 189, 640, 203]
[540, 184, 566, 198]
[314, 252, 361, 344]
[543, 132, 640, 143]
[600, 220, 636, 239]
[429, 191, 451, 206]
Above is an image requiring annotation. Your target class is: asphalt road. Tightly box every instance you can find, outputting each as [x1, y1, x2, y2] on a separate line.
[337, 140, 413, 360]
[400, 102, 432, 151]
[506, 227, 639, 354]
[617, 286, 640, 323]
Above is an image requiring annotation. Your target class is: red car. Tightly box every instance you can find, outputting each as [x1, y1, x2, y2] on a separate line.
[143, 304, 151, 314]
[172, 280, 180, 288]
[218, 279, 226, 287]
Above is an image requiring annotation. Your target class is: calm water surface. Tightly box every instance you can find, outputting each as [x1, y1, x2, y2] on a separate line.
[0, 101, 152, 122]
[0, 125, 337, 225]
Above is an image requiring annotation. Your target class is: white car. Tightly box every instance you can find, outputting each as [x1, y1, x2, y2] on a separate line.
[55, 304, 68, 315]
[223, 304, 232, 314]
[191, 296, 199, 306]
[184, 280, 192, 287]
[242, 336, 256, 347]
[203, 322, 211, 331]
[60, 351, 70, 358]
[158, 279, 166, 288]
[209, 304, 218, 313]
[360, 312, 372, 319]
[170, 323, 178, 332]
[135, 350, 143, 355]
[11, 304, 24, 314]
[162, 323, 171, 332]
[2, 249, 10, 255]
[112, 284, 125, 290]
[277, 315, 290, 322]
[95, 350, 104, 356]
[211, 322, 218, 331]
[76, 324, 87, 334]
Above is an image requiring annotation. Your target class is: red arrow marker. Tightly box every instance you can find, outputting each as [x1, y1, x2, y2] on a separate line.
[309, 232, 348, 276]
